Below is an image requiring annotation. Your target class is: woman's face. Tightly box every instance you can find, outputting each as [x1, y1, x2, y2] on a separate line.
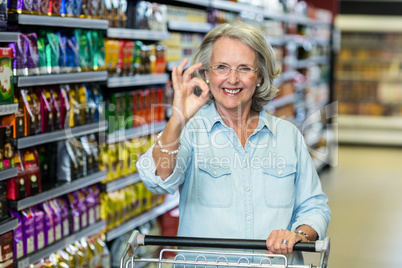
[205, 37, 261, 113]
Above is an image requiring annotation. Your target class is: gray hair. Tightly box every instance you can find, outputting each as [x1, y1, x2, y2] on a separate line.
[193, 22, 280, 112]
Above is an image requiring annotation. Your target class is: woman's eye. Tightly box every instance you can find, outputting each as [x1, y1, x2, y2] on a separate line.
[239, 67, 252, 72]
[217, 65, 227, 70]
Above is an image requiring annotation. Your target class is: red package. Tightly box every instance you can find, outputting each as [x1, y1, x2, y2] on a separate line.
[7, 150, 29, 200]
[122, 41, 134, 76]
[59, 85, 71, 129]
[21, 147, 41, 196]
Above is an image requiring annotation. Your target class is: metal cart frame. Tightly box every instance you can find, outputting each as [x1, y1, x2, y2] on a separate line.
[121, 230, 330, 268]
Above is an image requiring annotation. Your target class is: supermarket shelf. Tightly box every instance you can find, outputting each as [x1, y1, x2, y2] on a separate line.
[264, 11, 330, 26]
[106, 197, 179, 242]
[267, 94, 296, 109]
[338, 115, 402, 146]
[17, 71, 108, 87]
[174, 0, 209, 7]
[0, 167, 18, 182]
[167, 61, 190, 71]
[274, 71, 298, 85]
[0, 32, 19, 42]
[168, 21, 213, 33]
[336, 15, 402, 33]
[336, 73, 402, 83]
[16, 220, 106, 268]
[17, 121, 107, 149]
[8, 171, 107, 211]
[107, 74, 169, 88]
[107, 28, 169, 40]
[297, 56, 330, 69]
[107, 120, 166, 144]
[103, 173, 141, 193]
[8, 14, 108, 29]
[0, 218, 18, 236]
[0, 103, 18, 116]
[265, 36, 286, 47]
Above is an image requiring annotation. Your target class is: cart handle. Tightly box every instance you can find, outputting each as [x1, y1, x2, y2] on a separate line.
[135, 234, 329, 253]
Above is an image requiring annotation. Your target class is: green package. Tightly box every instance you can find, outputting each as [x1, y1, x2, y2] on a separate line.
[125, 92, 133, 129]
[133, 41, 143, 75]
[37, 30, 48, 75]
[46, 31, 60, 74]
[0, 47, 14, 104]
[74, 29, 89, 71]
[87, 30, 106, 71]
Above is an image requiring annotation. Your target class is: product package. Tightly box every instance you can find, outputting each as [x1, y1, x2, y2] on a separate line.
[67, 191, 87, 233]
[8, 0, 33, 14]
[125, 92, 133, 129]
[0, 232, 13, 268]
[80, 136, 94, 174]
[132, 40, 143, 75]
[82, 187, 96, 225]
[46, 31, 61, 74]
[21, 208, 35, 256]
[29, 89, 41, 135]
[0, 47, 14, 104]
[104, 39, 120, 76]
[122, 40, 134, 76]
[88, 184, 101, 222]
[66, 34, 81, 73]
[25, 32, 40, 76]
[20, 89, 36, 136]
[77, 84, 89, 125]
[56, 141, 78, 182]
[37, 30, 47, 75]
[1, 94, 25, 139]
[50, 88, 62, 130]
[21, 147, 41, 196]
[8, 209, 23, 260]
[74, 29, 89, 71]
[135, 1, 151, 30]
[37, 144, 58, 191]
[38, 88, 54, 133]
[39, 0, 50, 15]
[9, 34, 28, 76]
[0, 125, 14, 170]
[0, 179, 7, 220]
[85, 85, 96, 123]
[38, 202, 55, 247]
[59, 85, 71, 129]
[30, 207, 45, 251]
[55, 198, 70, 237]
[7, 150, 28, 200]
[67, 84, 81, 127]
[0, 0, 7, 31]
[48, 199, 62, 241]
[58, 31, 68, 73]
[118, 0, 127, 28]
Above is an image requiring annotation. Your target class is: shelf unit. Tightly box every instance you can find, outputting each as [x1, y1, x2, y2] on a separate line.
[102, 173, 141, 193]
[168, 21, 213, 33]
[107, 74, 170, 88]
[16, 71, 108, 87]
[0, 167, 18, 182]
[105, 196, 179, 242]
[8, 171, 106, 211]
[0, 32, 19, 42]
[15, 220, 106, 268]
[0, 103, 18, 116]
[16, 121, 107, 149]
[0, 218, 18, 235]
[107, 28, 170, 40]
[107, 120, 166, 144]
[8, 14, 108, 29]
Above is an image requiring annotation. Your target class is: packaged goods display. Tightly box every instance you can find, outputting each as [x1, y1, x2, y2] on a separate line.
[0, 125, 14, 170]
[0, 178, 7, 219]
[160, 32, 204, 63]
[0, 232, 13, 268]
[0, 47, 14, 104]
[8, 209, 23, 259]
[7, 150, 27, 200]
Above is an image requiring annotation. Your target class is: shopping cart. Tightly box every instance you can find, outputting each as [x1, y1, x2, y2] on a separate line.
[120, 230, 330, 268]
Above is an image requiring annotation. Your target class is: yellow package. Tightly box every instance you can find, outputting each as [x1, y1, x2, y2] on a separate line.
[117, 142, 126, 178]
[104, 39, 120, 75]
[55, 250, 71, 268]
[135, 182, 145, 214]
[65, 244, 79, 268]
[67, 85, 80, 127]
[100, 192, 110, 227]
[86, 236, 97, 268]
[75, 239, 88, 268]
[99, 144, 109, 182]
[107, 144, 118, 181]
[77, 84, 89, 125]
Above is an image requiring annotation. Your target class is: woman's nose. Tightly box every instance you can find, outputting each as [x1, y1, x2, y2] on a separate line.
[227, 69, 239, 84]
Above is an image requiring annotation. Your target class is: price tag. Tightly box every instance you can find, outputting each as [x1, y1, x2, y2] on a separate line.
[18, 258, 30, 268]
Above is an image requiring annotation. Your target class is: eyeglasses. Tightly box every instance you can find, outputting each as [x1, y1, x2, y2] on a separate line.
[209, 65, 258, 79]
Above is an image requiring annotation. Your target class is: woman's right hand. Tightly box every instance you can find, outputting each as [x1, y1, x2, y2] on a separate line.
[171, 58, 210, 124]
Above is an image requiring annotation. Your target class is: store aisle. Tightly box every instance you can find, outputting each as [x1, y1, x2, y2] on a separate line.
[309, 146, 402, 268]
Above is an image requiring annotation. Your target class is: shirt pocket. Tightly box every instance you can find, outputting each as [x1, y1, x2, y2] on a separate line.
[196, 162, 233, 208]
[262, 166, 296, 208]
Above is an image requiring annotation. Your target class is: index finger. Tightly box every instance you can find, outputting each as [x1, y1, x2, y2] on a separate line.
[182, 62, 204, 81]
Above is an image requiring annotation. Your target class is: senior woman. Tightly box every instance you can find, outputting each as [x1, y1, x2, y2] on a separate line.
[136, 22, 330, 264]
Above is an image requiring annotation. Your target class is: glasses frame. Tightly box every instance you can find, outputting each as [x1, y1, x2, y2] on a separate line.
[209, 65, 258, 79]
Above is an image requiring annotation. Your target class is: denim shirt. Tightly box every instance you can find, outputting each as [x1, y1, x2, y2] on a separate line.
[136, 102, 331, 264]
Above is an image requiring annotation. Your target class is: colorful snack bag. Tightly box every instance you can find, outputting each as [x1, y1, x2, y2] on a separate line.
[57, 141, 77, 182]
[64, 0, 74, 16]
[66, 34, 81, 73]
[1, 95, 25, 139]
[74, 29, 89, 71]
[59, 85, 71, 129]
[122, 40, 134, 76]
[89, 184, 101, 221]
[58, 31, 68, 73]
[76, 190, 88, 228]
[8, 209, 23, 259]
[77, 84, 88, 125]
[32, 0, 41, 14]
[50, 88, 62, 130]
[0, 47, 14, 104]
[80, 136, 94, 174]
[9, 33, 28, 76]
[38, 202, 54, 246]
[37, 30, 47, 75]
[132, 40, 143, 75]
[7, 150, 28, 200]
[92, 84, 103, 122]
[51, 0, 62, 15]
[20, 89, 35, 136]
[85, 85, 96, 123]
[38, 88, 54, 133]
[82, 187, 96, 225]
[30, 207, 45, 251]
[104, 39, 119, 76]
[67, 192, 80, 233]
[67, 84, 81, 127]
[55, 198, 70, 237]
[25, 32, 40, 76]
[40, 0, 50, 15]
[29, 89, 41, 135]
[0, 125, 14, 170]
[21, 208, 35, 255]
[46, 31, 60, 74]
[21, 147, 41, 196]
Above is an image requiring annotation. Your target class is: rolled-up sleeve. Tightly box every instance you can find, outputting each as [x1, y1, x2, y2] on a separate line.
[136, 126, 193, 195]
[291, 132, 331, 240]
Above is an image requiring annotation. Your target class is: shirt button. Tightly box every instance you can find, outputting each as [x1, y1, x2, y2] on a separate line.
[213, 171, 216, 175]
[247, 215, 251, 221]
[243, 163, 247, 168]
[278, 170, 283, 175]
[245, 187, 250, 192]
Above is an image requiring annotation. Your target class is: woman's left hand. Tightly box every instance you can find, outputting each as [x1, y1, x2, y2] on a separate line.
[266, 229, 307, 255]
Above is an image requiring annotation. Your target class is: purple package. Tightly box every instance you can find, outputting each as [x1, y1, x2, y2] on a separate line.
[21, 209, 35, 256]
[75, 190, 88, 229]
[8, 0, 32, 14]
[88, 184, 100, 221]
[82, 187, 95, 225]
[30, 207, 45, 251]
[49, 199, 62, 241]
[38, 202, 55, 246]
[8, 209, 24, 260]
[25, 32, 40, 75]
[9, 33, 28, 76]
[67, 192, 81, 233]
[32, 0, 41, 13]
[56, 198, 70, 237]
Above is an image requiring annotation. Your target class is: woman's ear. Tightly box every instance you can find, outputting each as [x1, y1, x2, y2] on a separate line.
[204, 69, 210, 81]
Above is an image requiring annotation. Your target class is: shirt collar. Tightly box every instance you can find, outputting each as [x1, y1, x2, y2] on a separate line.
[199, 102, 277, 137]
